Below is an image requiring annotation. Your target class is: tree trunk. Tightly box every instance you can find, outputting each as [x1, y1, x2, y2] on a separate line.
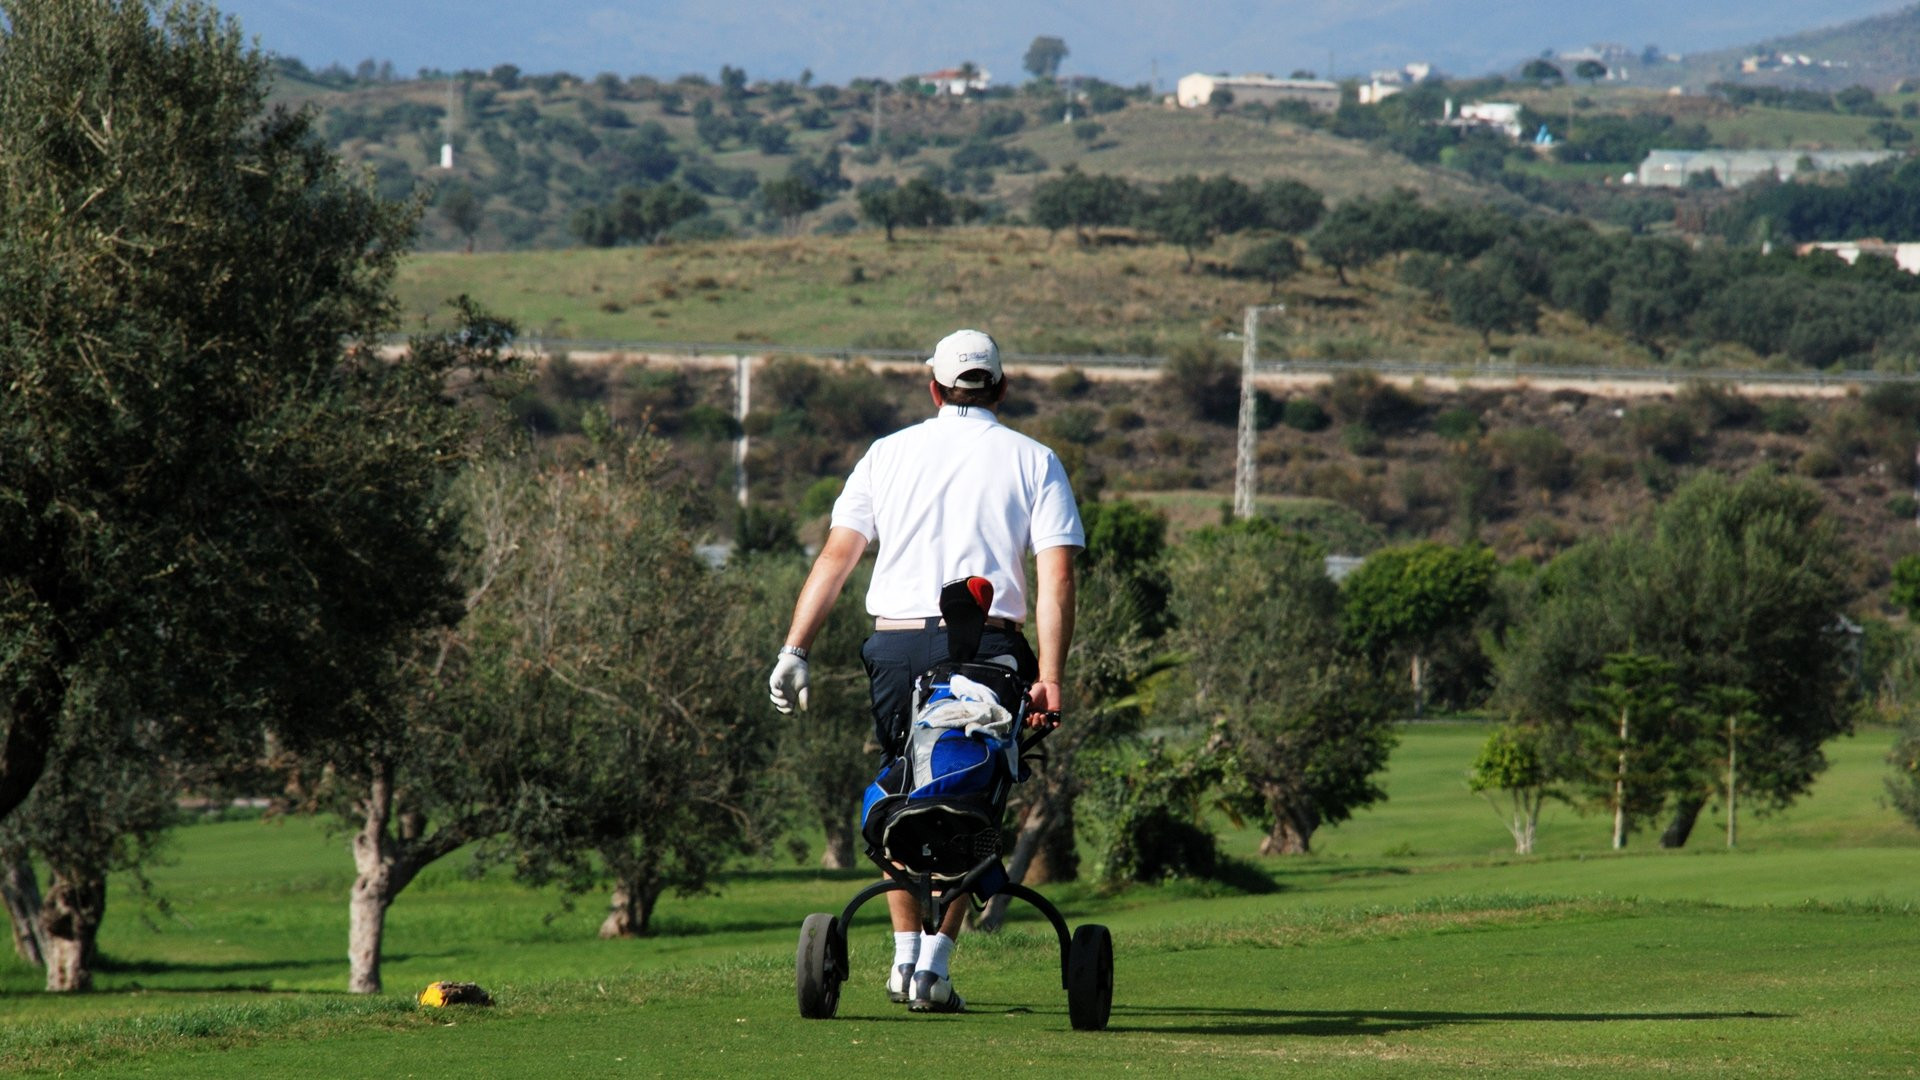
[1259, 819, 1311, 855]
[975, 776, 1082, 930]
[1028, 795, 1078, 884]
[1726, 716, 1739, 849]
[3, 851, 48, 967]
[348, 862, 393, 995]
[1258, 796, 1316, 856]
[1411, 651, 1426, 720]
[348, 759, 426, 995]
[1659, 797, 1704, 849]
[40, 866, 105, 992]
[820, 815, 856, 870]
[599, 871, 663, 938]
[1612, 706, 1630, 850]
[1257, 785, 1316, 856]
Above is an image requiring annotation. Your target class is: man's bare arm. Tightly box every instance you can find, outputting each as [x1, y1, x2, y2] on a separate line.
[1028, 545, 1078, 717]
[783, 526, 870, 651]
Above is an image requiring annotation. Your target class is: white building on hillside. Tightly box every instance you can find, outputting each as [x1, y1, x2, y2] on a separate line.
[1359, 80, 1402, 105]
[916, 67, 991, 95]
[1443, 101, 1524, 139]
[1175, 73, 1340, 111]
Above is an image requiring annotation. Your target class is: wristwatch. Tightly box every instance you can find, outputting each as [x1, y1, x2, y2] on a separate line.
[780, 645, 808, 660]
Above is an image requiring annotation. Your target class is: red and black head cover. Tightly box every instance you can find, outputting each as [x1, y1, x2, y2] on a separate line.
[939, 576, 994, 663]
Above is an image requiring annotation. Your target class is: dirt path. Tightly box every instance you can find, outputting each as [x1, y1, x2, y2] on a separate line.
[541, 348, 1862, 400]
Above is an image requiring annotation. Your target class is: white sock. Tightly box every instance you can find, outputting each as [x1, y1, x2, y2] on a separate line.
[916, 932, 956, 979]
[893, 931, 920, 969]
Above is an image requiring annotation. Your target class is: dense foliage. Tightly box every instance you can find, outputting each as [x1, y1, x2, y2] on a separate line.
[0, 0, 493, 824]
[1495, 470, 1860, 847]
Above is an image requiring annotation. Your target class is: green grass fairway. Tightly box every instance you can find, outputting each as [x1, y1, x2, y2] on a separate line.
[3, 725, 1916, 1077]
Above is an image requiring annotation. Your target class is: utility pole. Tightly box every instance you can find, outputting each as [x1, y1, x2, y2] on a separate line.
[1234, 304, 1284, 519]
[734, 355, 752, 509]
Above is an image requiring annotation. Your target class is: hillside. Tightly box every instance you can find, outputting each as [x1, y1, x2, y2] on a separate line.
[490, 323, 1920, 618]
[1666, 3, 1920, 90]
[397, 229, 1565, 358]
[275, 64, 1521, 254]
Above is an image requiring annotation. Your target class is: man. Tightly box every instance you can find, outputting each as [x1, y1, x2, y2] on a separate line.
[768, 328, 1083, 1014]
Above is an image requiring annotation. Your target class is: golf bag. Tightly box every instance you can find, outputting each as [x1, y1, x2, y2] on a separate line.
[858, 579, 1033, 894]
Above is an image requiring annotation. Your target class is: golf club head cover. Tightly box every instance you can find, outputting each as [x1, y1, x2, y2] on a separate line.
[939, 576, 993, 663]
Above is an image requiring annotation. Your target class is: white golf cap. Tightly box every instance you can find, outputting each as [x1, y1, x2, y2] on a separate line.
[926, 328, 1002, 388]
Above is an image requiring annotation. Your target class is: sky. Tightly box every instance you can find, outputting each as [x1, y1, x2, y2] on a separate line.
[211, 0, 1912, 88]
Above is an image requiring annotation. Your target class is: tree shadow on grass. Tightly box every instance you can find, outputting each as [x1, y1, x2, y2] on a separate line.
[98, 955, 361, 978]
[1105, 1004, 1790, 1037]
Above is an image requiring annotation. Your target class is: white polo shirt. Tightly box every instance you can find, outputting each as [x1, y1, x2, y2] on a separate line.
[831, 405, 1085, 622]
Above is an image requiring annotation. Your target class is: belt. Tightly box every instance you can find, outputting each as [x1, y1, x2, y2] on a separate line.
[873, 616, 1022, 632]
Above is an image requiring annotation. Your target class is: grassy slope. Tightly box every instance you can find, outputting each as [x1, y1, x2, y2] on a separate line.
[394, 227, 1640, 362]
[3, 726, 1915, 1077]
[999, 107, 1511, 209]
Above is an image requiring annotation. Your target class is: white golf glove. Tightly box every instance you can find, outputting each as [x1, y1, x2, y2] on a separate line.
[769, 649, 810, 713]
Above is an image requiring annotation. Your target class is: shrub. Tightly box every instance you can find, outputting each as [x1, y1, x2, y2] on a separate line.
[1796, 446, 1843, 478]
[1342, 423, 1384, 456]
[1888, 493, 1919, 520]
[1864, 381, 1920, 425]
[1677, 381, 1758, 429]
[736, 505, 800, 555]
[1159, 341, 1238, 423]
[1432, 407, 1482, 441]
[1761, 399, 1811, 435]
[1253, 389, 1283, 430]
[619, 365, 692, 419]
[1623, 402, 1694, 463]
[1489, 426, 1574, 493]
[797, 476, 844, 518]
[1106, 405, 1146, 431]
[1079, 740, 1222, 889]
[1325, 371, 1423, 431]
[1048, 405, 1102, 446]
[1051, 367, 1092, 397]
[677, 403, 741, 440]
[1888, 706, 1920, 830]
[1279, 396, 1329, 432]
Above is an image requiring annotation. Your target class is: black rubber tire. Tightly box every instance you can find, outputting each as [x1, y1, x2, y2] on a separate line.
[1066, 923, 1113, 1031]
[796, 913, 843, 1019]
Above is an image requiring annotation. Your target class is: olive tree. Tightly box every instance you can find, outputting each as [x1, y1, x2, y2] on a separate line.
[0, 678, 180, 991]
[490, 443, 783, 940]
[1171, 521, 1397, 855]
[1341, 541, 1497, 718]
[1495, 470, 1859, 848]
[1, 1, 486, 834]
[742, 556, 873, 870]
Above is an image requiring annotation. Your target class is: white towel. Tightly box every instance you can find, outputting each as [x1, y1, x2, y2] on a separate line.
[912, 674, 1018, 782]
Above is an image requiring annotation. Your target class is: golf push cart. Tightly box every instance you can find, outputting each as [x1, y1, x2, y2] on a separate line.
[794, 577, 1113, 1031]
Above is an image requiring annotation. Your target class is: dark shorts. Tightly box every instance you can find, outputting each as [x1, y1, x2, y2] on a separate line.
[861, 626, 1037, 756]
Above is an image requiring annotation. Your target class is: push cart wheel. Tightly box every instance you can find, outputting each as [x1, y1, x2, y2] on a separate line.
[1066, 923, 1113, 1031]
[796, 913, 844, 1019]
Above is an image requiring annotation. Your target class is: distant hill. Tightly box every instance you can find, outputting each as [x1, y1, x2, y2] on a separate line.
[282, 64, 1519, 254]
[1661, 4, 1920, 90]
